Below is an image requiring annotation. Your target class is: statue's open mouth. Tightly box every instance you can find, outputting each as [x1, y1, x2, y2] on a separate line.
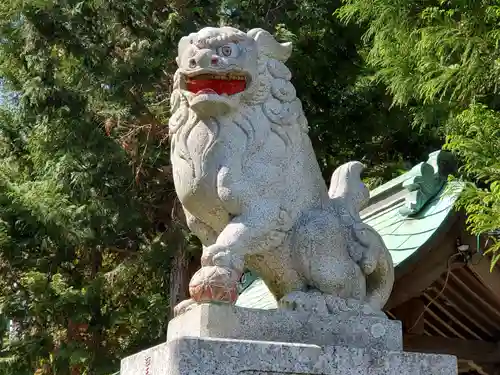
[184, 73, 249, 96]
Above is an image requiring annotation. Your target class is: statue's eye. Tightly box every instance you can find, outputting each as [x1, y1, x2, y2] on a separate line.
[217, 43, 239, 58]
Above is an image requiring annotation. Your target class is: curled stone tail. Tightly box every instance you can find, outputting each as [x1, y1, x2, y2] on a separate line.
[328, 161, 369, 218]
[328, 161, 394, 310]
[366, 248, 395, 310]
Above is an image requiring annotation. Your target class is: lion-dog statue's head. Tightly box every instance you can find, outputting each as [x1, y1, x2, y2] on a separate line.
[169, 26, 308, 134]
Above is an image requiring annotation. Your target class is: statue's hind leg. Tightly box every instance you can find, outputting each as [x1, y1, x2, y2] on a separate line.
[279, 289, 330, 314]
[278, 256, 367, 315]
[279, 209, 367, 313]
[307, 254, 366, 300]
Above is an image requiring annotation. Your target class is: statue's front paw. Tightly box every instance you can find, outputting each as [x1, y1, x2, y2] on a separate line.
[201, 244, 244, 272]
[200, 244, 225, 266]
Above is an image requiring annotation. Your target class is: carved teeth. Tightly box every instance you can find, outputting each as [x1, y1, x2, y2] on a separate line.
[228, 74, 246, 80]
[186, 73, 246, 81]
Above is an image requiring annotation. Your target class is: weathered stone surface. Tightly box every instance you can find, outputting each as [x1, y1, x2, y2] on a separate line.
[120, 337, 457, 375]
[166, 303, 402, 352]
[170, 25, 394, 315]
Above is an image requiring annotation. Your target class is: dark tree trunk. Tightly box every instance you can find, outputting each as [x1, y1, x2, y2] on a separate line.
[88, 246, 103, 375]
[168, 244, 200, 319]
[167, 199, 201, 319]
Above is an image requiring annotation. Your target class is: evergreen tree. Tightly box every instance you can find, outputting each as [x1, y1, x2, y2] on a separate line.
[338, 0, 500, 265]
[0, 1, 210, 373]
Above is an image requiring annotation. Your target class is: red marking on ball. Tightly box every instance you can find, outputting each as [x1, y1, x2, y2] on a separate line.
[189, 266, 240, 303]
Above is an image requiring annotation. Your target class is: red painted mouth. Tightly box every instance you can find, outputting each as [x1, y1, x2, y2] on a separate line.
[185, 74, 247, 96]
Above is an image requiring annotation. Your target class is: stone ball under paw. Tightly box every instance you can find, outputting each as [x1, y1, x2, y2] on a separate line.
[189, 266, 241, 303]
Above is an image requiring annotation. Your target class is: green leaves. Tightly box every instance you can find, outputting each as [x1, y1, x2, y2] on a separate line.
[339, 0, 500, 106]
[339, 0, 500, 266]
[0, 0, 182, 372]
[444, 105, 500, 267]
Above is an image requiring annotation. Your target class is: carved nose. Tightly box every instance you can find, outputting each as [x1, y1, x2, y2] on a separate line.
[190, 49, 216, 69]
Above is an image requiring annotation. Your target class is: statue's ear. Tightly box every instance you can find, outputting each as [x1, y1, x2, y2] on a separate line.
[247, 28, 292, 62]
[176, 34, 194, 67]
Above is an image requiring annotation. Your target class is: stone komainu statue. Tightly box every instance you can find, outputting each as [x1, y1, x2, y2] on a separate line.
[169, 26, 394, 315]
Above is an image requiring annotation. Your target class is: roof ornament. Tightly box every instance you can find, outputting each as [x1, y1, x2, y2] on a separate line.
[399, 150, 457, 217]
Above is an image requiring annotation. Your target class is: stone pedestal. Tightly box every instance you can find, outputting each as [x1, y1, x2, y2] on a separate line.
[167, 303, 402, 351]
[120, 304, 457, 375]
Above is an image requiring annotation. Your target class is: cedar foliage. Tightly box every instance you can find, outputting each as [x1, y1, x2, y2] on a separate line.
[338, 0, 500, 266]
[0, 1, 440, 374]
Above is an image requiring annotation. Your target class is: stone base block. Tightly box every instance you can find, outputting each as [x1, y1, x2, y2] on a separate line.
[120, 337, 457, 375]
[167, 303, 402, 351]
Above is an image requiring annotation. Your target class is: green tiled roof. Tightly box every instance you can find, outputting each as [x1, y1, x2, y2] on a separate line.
[237, 150, 463, 309]
[236, 277, 278, 309]
[363, 182, 461, 267]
